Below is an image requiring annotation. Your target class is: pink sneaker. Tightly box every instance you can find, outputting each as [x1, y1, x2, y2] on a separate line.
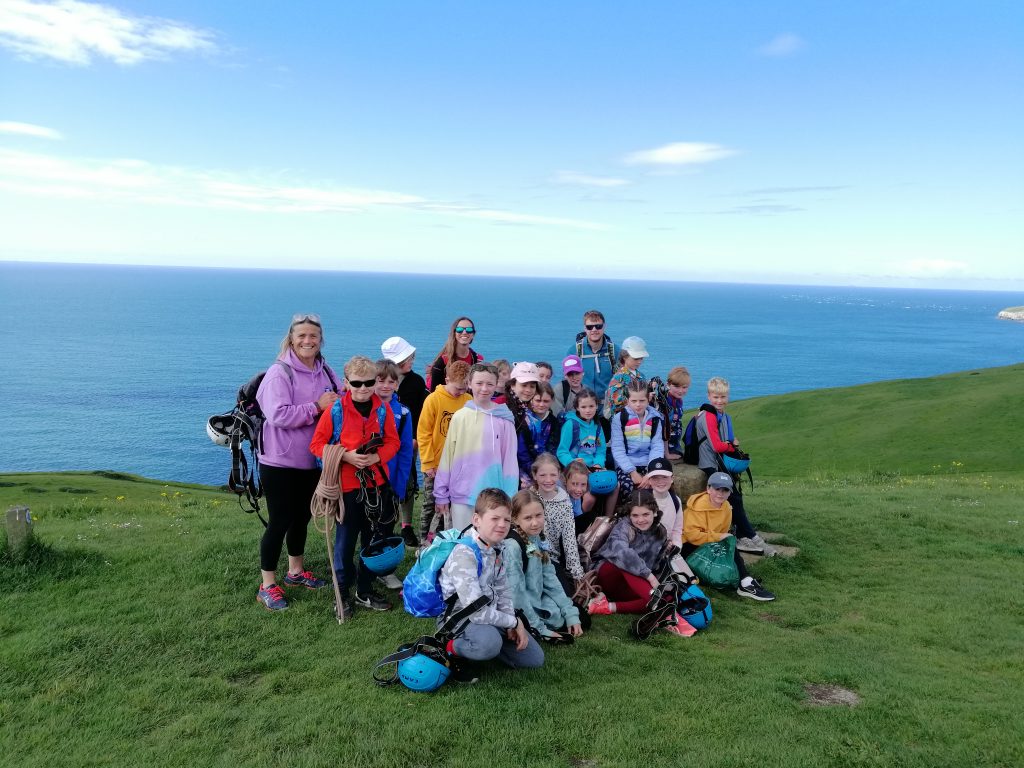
[665, 612, 697, 638]
[587, 593, 613, 615]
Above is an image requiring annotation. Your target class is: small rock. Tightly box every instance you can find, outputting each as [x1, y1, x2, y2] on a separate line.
[804, 683, 861, 707]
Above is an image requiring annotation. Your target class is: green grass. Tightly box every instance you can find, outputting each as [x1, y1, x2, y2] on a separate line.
[2, 369, 1023, 768]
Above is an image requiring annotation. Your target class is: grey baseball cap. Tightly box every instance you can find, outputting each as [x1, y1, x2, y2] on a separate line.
[707, 472, 734, 490]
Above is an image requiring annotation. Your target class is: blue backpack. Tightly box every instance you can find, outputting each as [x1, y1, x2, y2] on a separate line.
[402, 528, 484, 618]
[314, 399, 388, 469]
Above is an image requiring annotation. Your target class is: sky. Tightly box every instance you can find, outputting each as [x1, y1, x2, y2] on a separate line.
[0, 0, 1022, 289]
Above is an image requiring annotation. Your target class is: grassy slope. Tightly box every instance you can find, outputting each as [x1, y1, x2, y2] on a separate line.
[2, 368, 1023, 768]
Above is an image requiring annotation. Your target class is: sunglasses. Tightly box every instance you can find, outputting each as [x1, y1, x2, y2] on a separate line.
[291, 313, 321, 325]
[455, 326, 475, 334]
[347, 379, 377, 389]
[585, 323, 604, 330]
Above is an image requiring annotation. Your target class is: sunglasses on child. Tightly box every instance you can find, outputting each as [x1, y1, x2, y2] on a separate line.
[347, 379, 377, 389]
[585, 323, 604, 330]
[455, 326, 475, 334]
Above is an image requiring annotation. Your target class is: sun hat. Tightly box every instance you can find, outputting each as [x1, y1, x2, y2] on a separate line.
[620, 336, 649, 358]
[509, 361, 540, 383]
[707, 472, 734, 490]
[381, 336, 416, 364]
[646, 457, 673, 478]
[561, 354, 584, 375]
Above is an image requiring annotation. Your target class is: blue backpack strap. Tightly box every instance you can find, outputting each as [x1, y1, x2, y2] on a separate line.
[375, 403, 387, 432]
[721, 413, 734, 442]
[571, 419, 582, 454]
[329, 398, 345, 444]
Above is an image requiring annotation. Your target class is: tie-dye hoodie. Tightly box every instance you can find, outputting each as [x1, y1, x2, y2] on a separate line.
[433, 400, 519, 507]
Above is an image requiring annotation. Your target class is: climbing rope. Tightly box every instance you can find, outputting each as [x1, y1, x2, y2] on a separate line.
[312, 443, 347, 624]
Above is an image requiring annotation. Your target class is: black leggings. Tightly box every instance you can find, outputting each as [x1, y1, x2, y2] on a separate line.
[259, 464, 320, 572]
[681, 541, 749, 580]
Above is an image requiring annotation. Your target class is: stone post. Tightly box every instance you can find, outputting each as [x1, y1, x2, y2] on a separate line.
[5, 505, 34, 558]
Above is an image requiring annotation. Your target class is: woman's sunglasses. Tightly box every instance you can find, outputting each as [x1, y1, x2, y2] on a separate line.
[291, 313, 322, 325]
[455, 326, 475, 334]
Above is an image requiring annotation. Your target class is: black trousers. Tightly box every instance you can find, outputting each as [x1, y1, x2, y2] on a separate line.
[259, 464, 320, 572]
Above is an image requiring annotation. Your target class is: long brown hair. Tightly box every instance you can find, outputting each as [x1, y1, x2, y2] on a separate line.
[437, 316, 477, 367]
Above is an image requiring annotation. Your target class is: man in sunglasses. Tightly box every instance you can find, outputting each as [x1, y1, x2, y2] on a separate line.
[567, 309, 617, 404]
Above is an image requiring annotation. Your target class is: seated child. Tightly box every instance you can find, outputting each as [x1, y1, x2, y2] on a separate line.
[646, 457, 695, 581]
[434, 364, 519, 531]
[610, 379, 665, 507]
[664, 365, 691, 460]
[694, 376, 768, 555]
[416, 360, 471, 543]
[439, 488, 544, 678]
[504, 489, 583, 640]
[587, 489, 695, 637]
[564, 459, 598, 534]
[517, 381, 561, 483]
[552, 354, 585, 418]
[682, 472, 776, 601]
[557, 388, 615, 518]
[532, 452, 585, 591]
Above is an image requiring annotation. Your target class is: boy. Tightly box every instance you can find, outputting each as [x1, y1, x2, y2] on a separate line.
[491, 359, 511, 404]
[682, 472, 775, 601]
[434, 364, 519, 531]
[665, 366, 691, 460]
[416, 360, 471, 543]
[693, 376, 770, 555]
[373, 359, 415, 589]
[534, 361, 554, 384]
[551, 354, 585, 418]
[440, 488, 544, 681]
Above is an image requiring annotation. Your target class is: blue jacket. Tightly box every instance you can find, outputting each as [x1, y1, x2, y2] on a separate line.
[517, 411, 560, 481]
[566, 334, 616, 401]
[556, 412, 606, 468]
[385, 393, 415, 499]
[610, 405, 665, 474]
[504, 533, 580, 635]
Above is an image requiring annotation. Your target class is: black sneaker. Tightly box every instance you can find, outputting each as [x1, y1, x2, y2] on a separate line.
[401, 526, 420, 548]
[338, 597, 355, 620]
[448, 657, 480, 684]
[736, 579, 776, 602]
[355, 590, 393, 611]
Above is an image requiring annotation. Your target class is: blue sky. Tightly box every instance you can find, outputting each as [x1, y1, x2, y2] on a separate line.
[1, 1, 1022, 289]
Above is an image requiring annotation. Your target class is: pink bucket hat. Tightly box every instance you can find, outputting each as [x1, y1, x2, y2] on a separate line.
[509, 361, 540, 383]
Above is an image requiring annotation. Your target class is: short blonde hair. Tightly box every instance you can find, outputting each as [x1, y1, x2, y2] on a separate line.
[667, 366, 691, 387]
[707, 376, 730, 394]
[344, 355, 377, 380]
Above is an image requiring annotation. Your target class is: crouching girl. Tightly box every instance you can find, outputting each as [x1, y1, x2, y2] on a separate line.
[505, 490, 583, 642]
[439, 488, 544, 681]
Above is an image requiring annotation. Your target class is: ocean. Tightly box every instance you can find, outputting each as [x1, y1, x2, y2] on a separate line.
[1, 261, 1021, 485]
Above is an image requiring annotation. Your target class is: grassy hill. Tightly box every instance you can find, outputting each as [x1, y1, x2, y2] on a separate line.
[2, 367, 1022, 768]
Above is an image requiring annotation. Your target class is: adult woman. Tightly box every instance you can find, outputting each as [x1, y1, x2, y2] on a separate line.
[427, 316, 484, 390]
[255, 313, 340, 611]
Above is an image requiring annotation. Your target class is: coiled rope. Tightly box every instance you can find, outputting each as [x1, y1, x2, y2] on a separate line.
[312, 443, 347, 623]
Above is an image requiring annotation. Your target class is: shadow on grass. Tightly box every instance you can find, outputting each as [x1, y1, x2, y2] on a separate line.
[0, 538, 106, 582]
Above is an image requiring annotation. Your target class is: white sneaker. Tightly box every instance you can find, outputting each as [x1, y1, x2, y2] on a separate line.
[377, 574, 403, 590]
[736, 534, 766, 555]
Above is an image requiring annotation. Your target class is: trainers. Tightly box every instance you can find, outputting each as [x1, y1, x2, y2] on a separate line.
[664, 612, 697, 638]
[737, 578, 776, 602]
[377, 573, 403, 590]
[587, 593, 612, 615]
[284, 570, 326, 589]
[337, 596, 354, 620]
[448, 657, 480, 684]
[736, 534, 766, 555]
[256, 584, 288, 611]
[355, 590, 393, 611]
[401, 526, 420, 548]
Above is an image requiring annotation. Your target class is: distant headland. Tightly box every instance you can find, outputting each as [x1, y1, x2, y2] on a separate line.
[998, 306, 1024, 322]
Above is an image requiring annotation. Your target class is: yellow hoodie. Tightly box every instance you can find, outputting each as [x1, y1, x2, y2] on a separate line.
[683, 491, 734, 546]
[417, 384, 471, 471]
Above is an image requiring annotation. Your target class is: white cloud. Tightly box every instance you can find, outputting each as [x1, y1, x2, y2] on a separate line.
[550, 170, 630, 188]
[623, 142, 736, 166]
[889, 258, 970, 276]
[757, 33, 805, 58]
[0, 148, 605, 230]
[0, 0, 216, 65]
[0, 120, 63, 139]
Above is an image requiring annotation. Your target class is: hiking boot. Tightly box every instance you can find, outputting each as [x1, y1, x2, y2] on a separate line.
[284, 570, 326, 589]
[355, 590, 393, 612]
[256, 584, 288, 611]
[737, 579, 776, 602]
[401, 526, 420, 548]
[664, 612, 697, 638]
[586, 593, 612, 615]
[448, 657, 480, 684]
[736, 535, 766, 555]
[377, 573, 403, 590]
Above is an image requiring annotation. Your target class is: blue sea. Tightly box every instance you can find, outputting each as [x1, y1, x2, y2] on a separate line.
[1, 262, 1021, 485]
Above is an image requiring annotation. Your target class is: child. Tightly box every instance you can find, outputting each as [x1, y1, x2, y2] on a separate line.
[610, 378, 665, 504]
[504, 489, 583, 640]
[534, 361, 554, 384]
[563, 459, 598, 534]
[694, 376, 769, 555]
[588, 489, 695, 637]
[491, 359, 511, 404]
[552, 354, 585, 418]
[504, 361, 540, 486]
[373, 358, 416, 589]
[683, 472, 776, 601]
[309, 355, 401, 617]
[664, 366, 691, 460]
[434, 364, 519, 531]
[603, 335, 649, 419]
[645, 457, 683, 548]
[517, 381, 561, 485]
[532, 452, 585, 590]
[556, 388, 606, 470]
[440, 488, 544, 680]
[416, 360, 471, 543]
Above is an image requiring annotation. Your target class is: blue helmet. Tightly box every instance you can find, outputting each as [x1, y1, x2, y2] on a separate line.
[721, 453, 750, 474]
[361, 536, 405, 575]
[588, 469, 618, 495]
[678, 584, 712, 630]
[397, 646, 450, 692]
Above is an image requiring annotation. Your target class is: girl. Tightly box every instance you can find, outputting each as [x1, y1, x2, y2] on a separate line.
[503, 361, 540, 487]
[563, 459, 598, 534]
[588, 490, 695, 637]
[603, 335, 649, 418]
[532, 452, 585, 590]
[491, 359, 511, 404]
[440, 488, 543, 680]
[556, 388, 606, 470]
[517, 381, 561, 484]
[610, 378, 665, 506]
[433, 364, 519, 531]
[504, 490, 583, 640]
[427, 316, 483, 391]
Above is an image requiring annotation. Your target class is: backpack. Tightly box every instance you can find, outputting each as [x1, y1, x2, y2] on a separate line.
[402, 528, 485, 618]
[575, 332, 616, 371]
[681, 404, 719, 465]
[618, 408, 662, 454]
